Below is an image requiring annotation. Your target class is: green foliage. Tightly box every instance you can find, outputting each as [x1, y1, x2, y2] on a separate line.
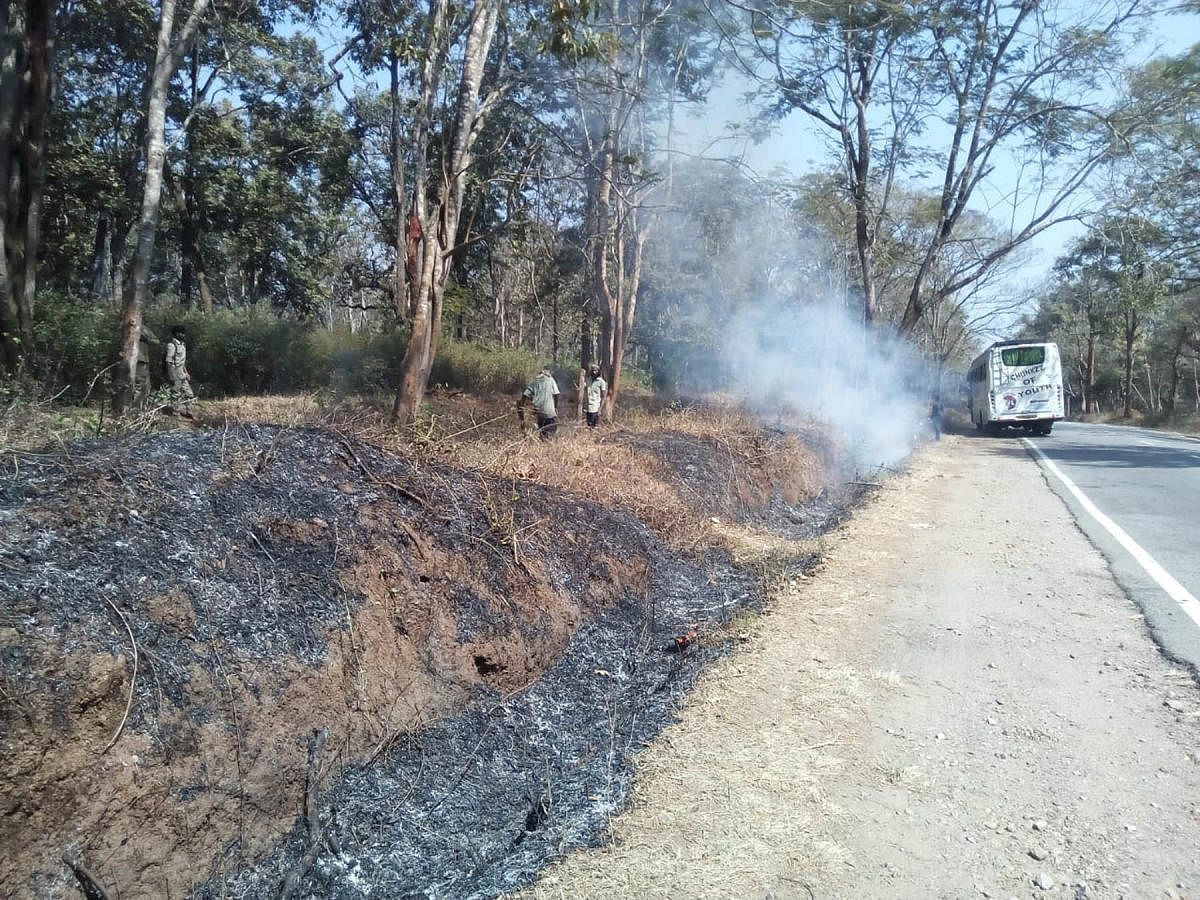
[24, 298, 583, 402]
[30, 294, 123, 391]
[430, 342, 578, 395]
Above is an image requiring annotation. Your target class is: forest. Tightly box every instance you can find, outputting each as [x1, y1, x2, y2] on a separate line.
[2, 0, 1200, 424]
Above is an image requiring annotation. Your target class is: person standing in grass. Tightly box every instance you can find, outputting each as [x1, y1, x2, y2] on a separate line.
[519, 365, 560, 439]
[584, 364, 607, 428]
[164, 325, 196, 419]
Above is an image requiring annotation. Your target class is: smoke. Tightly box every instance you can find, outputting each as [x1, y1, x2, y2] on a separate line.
[640, 158, 931, 469]
[720, 297, 929, 470]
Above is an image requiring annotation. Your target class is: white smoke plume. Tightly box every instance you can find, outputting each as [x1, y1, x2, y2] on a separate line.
[720, 297, 929, 469]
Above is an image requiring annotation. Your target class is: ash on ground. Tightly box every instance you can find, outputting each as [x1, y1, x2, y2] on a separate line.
[1, 422, 853, 899]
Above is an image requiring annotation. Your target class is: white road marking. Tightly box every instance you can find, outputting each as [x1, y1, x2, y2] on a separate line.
[1023, 438, 1200, 630]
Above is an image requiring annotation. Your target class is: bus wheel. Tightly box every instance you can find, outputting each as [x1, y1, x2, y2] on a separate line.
[1037, 423, 1053, 436]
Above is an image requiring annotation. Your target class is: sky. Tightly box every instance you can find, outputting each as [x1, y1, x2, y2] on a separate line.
[671, 3, 1200, 312]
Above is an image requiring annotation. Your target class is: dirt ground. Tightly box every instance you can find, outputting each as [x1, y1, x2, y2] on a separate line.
[518, 433, 1200, 899]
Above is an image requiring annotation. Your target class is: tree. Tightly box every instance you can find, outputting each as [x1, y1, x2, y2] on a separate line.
[0, 0, 58, 375]
[1072, 217, 1169, 417]
[752, 0, 1159, 333]
[553, 0, 720, 416]
[388, 0, 508, 424]
[112, 0, 212, 414]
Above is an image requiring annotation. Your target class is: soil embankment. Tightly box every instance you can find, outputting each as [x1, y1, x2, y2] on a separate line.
[1, 418, 851, 898]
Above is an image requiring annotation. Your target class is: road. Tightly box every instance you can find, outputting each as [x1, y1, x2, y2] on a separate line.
[1023, 421, 1200, 673]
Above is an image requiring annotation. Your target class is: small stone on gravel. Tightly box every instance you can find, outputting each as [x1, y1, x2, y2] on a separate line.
[1032, 820, 1049, 832]
[1034, 872, 1054, 890]
[1028, 846, 1050, 861]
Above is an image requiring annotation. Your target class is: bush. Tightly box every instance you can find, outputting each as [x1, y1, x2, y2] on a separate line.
[24, 298, 596, 403]
[30, 294, 122, 394]
[430, 342, 573, 395]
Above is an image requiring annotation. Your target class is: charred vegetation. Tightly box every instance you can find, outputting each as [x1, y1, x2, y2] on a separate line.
[1, 413, 857, 898]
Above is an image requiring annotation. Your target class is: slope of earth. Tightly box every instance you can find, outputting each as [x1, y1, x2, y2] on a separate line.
[1, 416, 851, 899]
[519, 433, 1200, 899]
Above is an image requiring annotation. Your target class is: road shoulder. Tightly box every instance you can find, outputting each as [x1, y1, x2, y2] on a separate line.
[518, 434, 1200, 899]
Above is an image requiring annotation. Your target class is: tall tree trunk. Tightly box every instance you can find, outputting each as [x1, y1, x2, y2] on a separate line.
[0, 5, 19, 374]
[551, 291, 559, 362]
[577, 310, 591, 424]
[851, 166, 877, 325]
[0, 0, 56, 375]
[112, 0, 211, 414]
[392, 0, 502, 425]
[1085, 330, 1097, 415]
[1165, 332, 1183, 414]
[1122, 308, 1137, 418]
[89, 214, 111, 300]
[388, 52, 409, 321]
[168, 164, 212, 312]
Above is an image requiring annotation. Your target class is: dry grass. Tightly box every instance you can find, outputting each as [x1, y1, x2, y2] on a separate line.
[194, 391, 837, 552]
[7, 386, 840, 568]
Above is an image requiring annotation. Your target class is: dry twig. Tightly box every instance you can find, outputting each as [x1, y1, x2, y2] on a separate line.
[278, 728, 328, 900]
[100, 597, 138, 755]
[336, 435, 431, 510]
[62, 849, 112, 900]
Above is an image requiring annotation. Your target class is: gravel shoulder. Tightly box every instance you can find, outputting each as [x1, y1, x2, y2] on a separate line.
[518, 433, 1200, 899]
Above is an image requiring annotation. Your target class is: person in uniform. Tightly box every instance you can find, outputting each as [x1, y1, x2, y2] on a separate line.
[164, 325, 196, 419]
[518, 365, 560, 439]
[584, 364, 607, 428]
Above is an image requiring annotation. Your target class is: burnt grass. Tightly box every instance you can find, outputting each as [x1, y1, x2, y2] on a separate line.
[2, 423, 857, 899]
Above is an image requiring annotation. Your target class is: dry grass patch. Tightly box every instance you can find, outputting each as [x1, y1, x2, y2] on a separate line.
[15, 387, 844, 559]
[197, 391, 840, 552]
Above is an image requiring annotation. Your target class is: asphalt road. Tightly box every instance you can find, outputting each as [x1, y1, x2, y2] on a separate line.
[1019, 421, 1200, 673]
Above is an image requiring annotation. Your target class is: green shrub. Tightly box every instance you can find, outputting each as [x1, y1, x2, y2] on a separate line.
[30, 294, 122, 394]
[24, 298, 601, 402]
[430, 342, 570, 395]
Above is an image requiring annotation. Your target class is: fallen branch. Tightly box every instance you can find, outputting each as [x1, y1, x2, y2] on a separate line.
[846, 481, 883, 488]
[396, 520, 429, 560]
[101, 597, 138, 755]
[279, 728, 328, 900]
[249, 530, 277, 565]
[336, 436, 430, 510]
[62, 849, 112, 900]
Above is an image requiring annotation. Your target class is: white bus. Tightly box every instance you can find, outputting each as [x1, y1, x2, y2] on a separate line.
[966, 341, 1064, 435]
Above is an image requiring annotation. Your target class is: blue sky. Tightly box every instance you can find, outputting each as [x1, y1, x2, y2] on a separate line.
[672, 4, 1200, 295]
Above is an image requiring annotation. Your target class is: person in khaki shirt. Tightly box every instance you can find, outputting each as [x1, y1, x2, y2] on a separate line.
[518, 366, 560, 439]
[584, 364, 606, 427]
[164, 325, 196, 419]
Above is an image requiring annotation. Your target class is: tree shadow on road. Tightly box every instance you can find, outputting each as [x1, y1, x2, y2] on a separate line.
[957, 428, 1200, 470]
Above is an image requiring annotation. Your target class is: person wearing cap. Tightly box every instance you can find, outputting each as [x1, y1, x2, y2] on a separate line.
[519, 365, 560, 439]
[584, 363, 607, 428]
[164, 325, 196, 419]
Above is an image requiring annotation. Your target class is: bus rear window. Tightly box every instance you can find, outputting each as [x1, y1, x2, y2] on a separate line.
[1001, 346, 1045, 367]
